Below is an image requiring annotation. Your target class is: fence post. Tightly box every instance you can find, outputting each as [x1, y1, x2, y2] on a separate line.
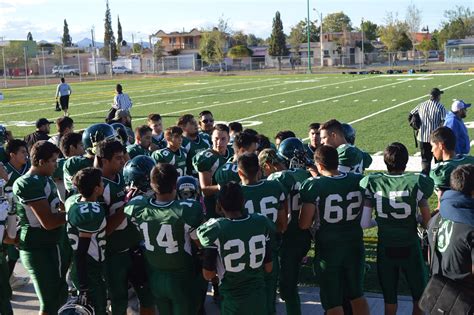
[177, 56, 180, 72]
[2, 48, 6, 88]
[77, 47, 82, 82]
[42, 48, 47, 85]
[162, 58, 165, 72]
[24, 47, 28, 87]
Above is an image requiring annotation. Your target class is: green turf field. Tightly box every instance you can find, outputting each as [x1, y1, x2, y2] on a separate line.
[2, 73, 473, 155]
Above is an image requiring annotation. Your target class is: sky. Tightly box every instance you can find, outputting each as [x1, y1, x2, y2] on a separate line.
[0, 0, 472, 43]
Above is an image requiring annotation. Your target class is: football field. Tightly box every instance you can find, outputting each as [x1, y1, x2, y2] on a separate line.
[1, 72, 473, 155]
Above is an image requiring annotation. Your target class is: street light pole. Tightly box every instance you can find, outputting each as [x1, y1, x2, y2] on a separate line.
[306, 0, 312, 74]
[319, 11, 323, 67]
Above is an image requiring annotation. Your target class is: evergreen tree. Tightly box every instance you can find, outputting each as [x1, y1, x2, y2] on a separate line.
[268, 11, 289, 70]
[62, 19, 72, 47]
[103, 0, 117, 60]
[27, 32, 33, 41]
[117, 15, 123, 47]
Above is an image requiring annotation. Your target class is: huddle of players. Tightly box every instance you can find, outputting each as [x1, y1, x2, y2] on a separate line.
[0, 112, 472, 315]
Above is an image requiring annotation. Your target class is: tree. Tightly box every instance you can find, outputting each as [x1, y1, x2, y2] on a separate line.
[418, 38, 435, 63]
[103, 0, 117, 60]
[268, 11, 289, 70]
[323, 12, 353, 33]
[231, 31, 247, 47]
[288, 23, 305, 57]
[361, 20, 378, 40]
[27, 32, 33, 41]
[199, 29, 226, 68]
[62, 19, 72, 47]
[246, 34, 264, 46]
[132, 43, 142, 54]
[153, 41, 165, 60]
[405, 4, 422, 63]
[117, 16, 123, 47]
[378, 13, 409, 63]
[437, 6, 474, 49]
[227, 45, 253, 58]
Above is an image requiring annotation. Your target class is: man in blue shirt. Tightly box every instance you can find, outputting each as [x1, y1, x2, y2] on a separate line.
[444, 100, 471, 155]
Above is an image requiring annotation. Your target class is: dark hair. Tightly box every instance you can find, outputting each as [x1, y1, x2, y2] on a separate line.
[314, 145, 338, 171]
[319, 119, 344, 136]
[60, 132, 83, 157]
[228, 122, 243, 133]
[237, 153, 260, 178]
[164, 126, 183, 138]
[177, 114, 195, 127]
[56, 116, 74, 134]
[199, 110, 213, 118]
[243, 128, 258, 136]
[308, 122, 321, 131]
[116, 84, 123, 93]
[233, 132, 258, 151]
[5, 139, 27, 160]
[151, 163, 178, 194]
[430, 127, 456, 151]
[383, 142, 409, 172]
[218, 182, 244, 213]
[275, 130, 296, 142]
[256, 134, 271, 151]
[213, 124, 229, 134]
[450, 164, 474, 195]
[147, 113, 162, 122]
[60, 77, 65, 83]
[30, 141, 61, 167]
[95, 139, 124, 163]
[135, 125, 152, 138]
[73, 167, 103, 198]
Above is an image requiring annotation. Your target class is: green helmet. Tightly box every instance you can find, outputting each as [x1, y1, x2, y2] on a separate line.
[111, 123, 134, 146]
[123, 155, 156, 193]
[341, 123, 356, 145]
[277, 137, 311, 169]
[0, 125, 8, 144]
[82, 123, 117, 154]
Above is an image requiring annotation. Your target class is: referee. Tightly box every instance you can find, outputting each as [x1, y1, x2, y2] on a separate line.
[55, 77, 72, 117]
[410, 87, 447, 174]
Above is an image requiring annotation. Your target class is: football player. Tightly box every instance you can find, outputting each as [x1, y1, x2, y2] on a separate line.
[0, 124, 13, 163]
[360, 142, 433, 315]
[95, 139, 155, 315]
[299, 145, 370, 315]
[429, 126, 474, 207]
[126, 125, 153, 159]
[65, 167, 107, 314]
[151, 126, 188, 176]
[259, 144, 311, 315]
[306, 123, 321, 160]
[125, 163, 204, 315]
[198, 110, 215, 139]
[192, 124, 233, 219]
[274, 130, 296, 149]
[123, 155, 156, 198]
[147, 114, 167, 151]
[197, 182, 274, 315]
[13, 141, 68, 314]
[214, 131, 258, 187]
[177, 114, 210, 177]
[238, 152, 287, 315]
[319, 120, 372, 174]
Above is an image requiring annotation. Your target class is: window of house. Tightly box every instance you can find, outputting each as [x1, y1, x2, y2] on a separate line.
[324, 50, 330, 57]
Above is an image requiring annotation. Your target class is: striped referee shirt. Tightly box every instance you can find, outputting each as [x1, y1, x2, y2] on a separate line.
[113, 93, 133, 111]
[411, 99, 447, 143]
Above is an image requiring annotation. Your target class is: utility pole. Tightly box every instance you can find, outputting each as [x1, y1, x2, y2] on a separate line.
[360, 18, 364, 70]
[42, 48, 47, 85]
[306, 0, 312, 73]
[319, 11, 323, 67]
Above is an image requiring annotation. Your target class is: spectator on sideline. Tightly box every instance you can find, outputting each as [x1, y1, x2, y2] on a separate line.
[410, 88, 447, 174]
[106, 84, 132, 123]
[24, 118, 52, 151]
[55, 77, 72, 116]
[48, 116, 74, 149]
[109, 109, 132, 128]
[428, 164, 474, 291]
[444, 99, 471, 155]
[198, 110, 214, 137]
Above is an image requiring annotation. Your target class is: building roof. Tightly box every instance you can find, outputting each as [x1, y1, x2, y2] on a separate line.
[154, 28, 201, 37]
[446, 38, 474, 46]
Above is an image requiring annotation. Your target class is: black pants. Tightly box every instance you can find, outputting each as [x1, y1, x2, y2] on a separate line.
[59, 95, 69, 110]
[420, 141, 433, 175]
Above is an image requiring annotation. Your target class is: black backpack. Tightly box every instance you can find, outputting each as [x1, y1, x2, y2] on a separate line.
[408, 111, 421, 147]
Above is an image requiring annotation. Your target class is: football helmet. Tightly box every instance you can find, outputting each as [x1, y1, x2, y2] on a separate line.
[58, 300, 94, 315]
[82, 123, 117, 154]
[277, 137, 311, 169]
[0, 125, 8, 144]
[111, 123, 134, 146]
[176, 176, 200, 200]
[341, 123, 356, 145]
[123, 155, 156, 193]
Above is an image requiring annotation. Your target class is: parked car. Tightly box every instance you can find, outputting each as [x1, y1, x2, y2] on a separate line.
[201, 63, 230, 72]
[52, 65, 80, 76]
[112, 66, 133, 74]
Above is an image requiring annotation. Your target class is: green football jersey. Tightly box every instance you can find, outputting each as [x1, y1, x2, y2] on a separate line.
[100, 173, 141, 254]
[197, 213, 274, 293]
[13, 174, 62, 249]
[52, 158, 65, 181]
[126, 144, 151, 159]
[63, 155, 94, 194]
[214, 161, 240, 186]
[151, 133, 167, 150]
[4, 161, 30, 192]
[337, 144, 372, 174]
[267, 168, 311, 242]
[241, 180, 286, 225]
[124, 196, 204, 272]
[151, 147, 187, 176]
[0, 146, 6, 163]
[300, 173, 364, 247]
[65, 195, 107, 262]
[430, 155, 474, 191]
[360, 172, 434, 246]
[182, 134, 211, 176]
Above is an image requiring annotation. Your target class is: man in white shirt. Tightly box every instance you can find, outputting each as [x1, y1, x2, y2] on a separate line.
[55, 78, 72, 116]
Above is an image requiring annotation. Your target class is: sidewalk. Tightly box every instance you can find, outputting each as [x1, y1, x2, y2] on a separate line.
[11, 262, 415, 315]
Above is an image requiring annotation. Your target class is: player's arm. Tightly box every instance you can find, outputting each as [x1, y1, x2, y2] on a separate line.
[76, 232, 92, 292]
[28, 199, 66, 230]
[201, 247, 218, 281]
[417, 198, 431, 229]
[299, 202, 316, 230]
[106, 206, 126, 235]
[360, 199, 377, 229]
[276, 196, 288, 233]
[263, 236, 273, 273]
[198, 171, 219, 197]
